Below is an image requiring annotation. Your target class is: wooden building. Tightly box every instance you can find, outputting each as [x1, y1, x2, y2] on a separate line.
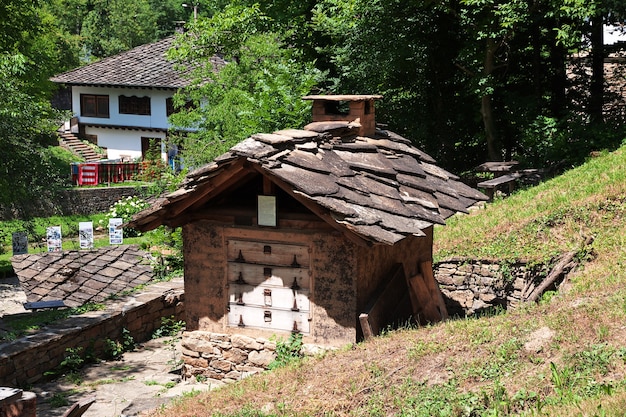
[129, 95, 487, 347]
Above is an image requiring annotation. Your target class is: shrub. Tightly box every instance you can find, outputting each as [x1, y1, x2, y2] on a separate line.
[101, 196, 149, 237]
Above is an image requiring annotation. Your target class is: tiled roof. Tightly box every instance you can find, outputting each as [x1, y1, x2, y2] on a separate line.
[51, 37, 220, 89]
[129, 121, 488, 245]
[12, 245, 154, 308]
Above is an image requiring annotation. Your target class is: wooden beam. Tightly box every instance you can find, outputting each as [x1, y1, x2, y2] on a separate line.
[419, 260, 448, 320]
[405, 261, 448, 324]
[359, 264, 408, 340]
[164, 159, 249, 218]
[359, 313, 374, 341]
[263, 176, 275, 195]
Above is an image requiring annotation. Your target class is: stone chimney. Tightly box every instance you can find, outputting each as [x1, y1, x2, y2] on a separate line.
[303, 95, 383, 137]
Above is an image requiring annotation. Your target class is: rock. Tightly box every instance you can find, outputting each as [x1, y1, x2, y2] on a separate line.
[209, 359, 233, 372]
[248, 350, 275, 367]
[231, 334, 263, 350]
[524, 327, 555, 353]
[223, 347, 248, 363]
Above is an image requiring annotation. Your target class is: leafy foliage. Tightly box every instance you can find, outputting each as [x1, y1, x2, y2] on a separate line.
[102, 196, 150, 237]
[269, 332, 304, 370]
[168, 5, 324, 168]
[0, 53, 72, 217]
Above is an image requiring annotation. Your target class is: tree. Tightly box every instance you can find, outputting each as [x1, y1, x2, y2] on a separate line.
[80, 0, 161, 59]
[0, 54, 71, 214]
[167, 4, 324, 168]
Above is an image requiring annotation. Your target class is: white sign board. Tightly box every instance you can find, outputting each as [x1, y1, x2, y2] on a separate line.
[258, 195, 277, 227]
[46, 226, 62, 252]
[79, 221, 94, 249]
[109, 218, 123, 245]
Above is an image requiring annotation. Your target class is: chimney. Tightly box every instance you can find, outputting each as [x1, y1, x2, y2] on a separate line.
[303, 94, 383, 137]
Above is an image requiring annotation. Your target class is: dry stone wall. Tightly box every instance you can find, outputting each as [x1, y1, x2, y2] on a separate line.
[181, 332, 277, 382]
[181, 332, 326, 382]
[434, 259, 546, 316]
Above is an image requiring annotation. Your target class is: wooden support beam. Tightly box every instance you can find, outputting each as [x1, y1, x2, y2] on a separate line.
[405, 261, 448, 324]
[359, 264, 409, 340]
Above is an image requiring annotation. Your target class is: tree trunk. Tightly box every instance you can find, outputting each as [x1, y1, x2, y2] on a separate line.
[589, 15, 604, 123]
[549, 19, 567, 119]
[481, 38, 500, 161]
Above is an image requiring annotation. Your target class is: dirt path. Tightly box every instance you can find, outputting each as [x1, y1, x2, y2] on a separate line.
[0, 277, 223, 417]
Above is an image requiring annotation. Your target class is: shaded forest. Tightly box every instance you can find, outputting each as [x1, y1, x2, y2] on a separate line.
[2, 0, 626, 208]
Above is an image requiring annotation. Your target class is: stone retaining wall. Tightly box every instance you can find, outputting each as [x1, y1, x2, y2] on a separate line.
[56, 186, 146, 216]
[434, 259, 546, 316]
[0, 186, 146, 220]
[181, 332, 327, 382]
[0, 278, 184, 387]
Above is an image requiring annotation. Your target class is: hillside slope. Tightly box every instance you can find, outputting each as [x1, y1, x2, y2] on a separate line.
[148, 147, 626, 416]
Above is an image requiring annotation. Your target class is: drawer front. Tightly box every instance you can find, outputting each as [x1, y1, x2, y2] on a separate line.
[228, 284, 310, 311]
[227, 240, 310, 267]
[227, 262, 310, 289]
[228, 304, 310, 333]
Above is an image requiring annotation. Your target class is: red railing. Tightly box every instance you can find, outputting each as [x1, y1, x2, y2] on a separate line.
[72, 162, 143, 186]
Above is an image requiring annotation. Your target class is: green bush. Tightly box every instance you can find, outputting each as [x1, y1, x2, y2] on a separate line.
[101, 196, 149, 237]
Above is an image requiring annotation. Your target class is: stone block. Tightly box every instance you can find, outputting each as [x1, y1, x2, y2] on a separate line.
[183, 357, 209, 368]
[209, 359, 233, 372]
[231, 334, 263, 351]
[224, 370, 242, 380]
[248, 350, 275, 367]
[223, 348, 248, 363]
[182, 338, 215, 354]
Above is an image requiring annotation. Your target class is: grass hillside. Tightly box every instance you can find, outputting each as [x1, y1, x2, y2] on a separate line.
[148, 147, 626, 417]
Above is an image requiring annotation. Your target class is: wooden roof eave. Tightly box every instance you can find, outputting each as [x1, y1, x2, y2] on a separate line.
[133, 158, 251, 231]
[250, 164, 373, 248]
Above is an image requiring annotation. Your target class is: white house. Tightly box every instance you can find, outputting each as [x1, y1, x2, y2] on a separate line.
[51, 36, 220, 163]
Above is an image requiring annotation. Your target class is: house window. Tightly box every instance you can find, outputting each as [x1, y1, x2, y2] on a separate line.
[81, 94, 109, 118]
[119, 95, 151, 115]
[166, 97, 195, 117]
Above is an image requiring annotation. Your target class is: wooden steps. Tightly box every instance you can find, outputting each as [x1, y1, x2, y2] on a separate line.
[58, 131, 103, 162]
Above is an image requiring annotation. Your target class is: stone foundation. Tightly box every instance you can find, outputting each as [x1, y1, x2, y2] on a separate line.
[181, 332, 277, 382]
[434, 259, 547, 316]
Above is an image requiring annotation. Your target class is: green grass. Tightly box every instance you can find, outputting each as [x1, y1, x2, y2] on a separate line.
[144, 146, 626, 417]
[0, 303, 106, 342]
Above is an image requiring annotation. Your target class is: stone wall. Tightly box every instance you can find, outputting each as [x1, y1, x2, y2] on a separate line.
[181, 331, 325, 382]
[434, 259, 546, 317]
[181, 332, 277, 382]
[0, 186, 146, 220]
[0, 278, 184, 387]
[56, 187, 146, 216]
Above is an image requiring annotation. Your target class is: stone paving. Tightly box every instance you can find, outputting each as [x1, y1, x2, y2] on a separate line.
[11, 245, 154, 308]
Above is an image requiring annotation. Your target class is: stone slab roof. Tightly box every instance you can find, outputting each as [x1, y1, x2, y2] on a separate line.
[129, 121, 488, 246]
[11, 245, 154, 308]
[50, 36, 223, 89]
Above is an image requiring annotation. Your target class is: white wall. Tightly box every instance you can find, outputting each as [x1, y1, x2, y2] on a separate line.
[71, 86, 174, 129]
[605, 25, 626, 45]
[71, 86, 174, 161]
[85, 126, 166, 161]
